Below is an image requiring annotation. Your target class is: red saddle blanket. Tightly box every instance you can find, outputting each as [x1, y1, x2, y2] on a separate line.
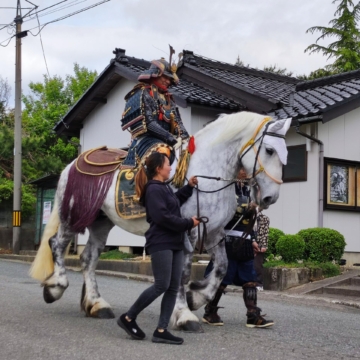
[75, 146, 127, 175]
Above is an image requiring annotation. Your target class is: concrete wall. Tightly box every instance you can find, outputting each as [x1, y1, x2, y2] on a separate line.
[266, 108, 360, 259]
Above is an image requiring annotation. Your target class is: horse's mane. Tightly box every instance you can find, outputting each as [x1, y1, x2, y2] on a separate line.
[195, 111, 269, 145]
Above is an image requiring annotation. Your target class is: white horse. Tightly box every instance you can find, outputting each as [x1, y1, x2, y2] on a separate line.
[30, 111, 291, 331]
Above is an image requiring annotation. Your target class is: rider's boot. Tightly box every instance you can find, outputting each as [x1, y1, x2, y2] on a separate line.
[243, 282, 274, 328]
[202, 285, 226, 326]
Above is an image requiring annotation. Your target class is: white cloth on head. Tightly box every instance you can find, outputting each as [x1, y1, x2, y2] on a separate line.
[263, 118, 291, 165]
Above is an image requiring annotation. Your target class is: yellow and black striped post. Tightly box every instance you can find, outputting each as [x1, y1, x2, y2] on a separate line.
[13, 211, 21, 227]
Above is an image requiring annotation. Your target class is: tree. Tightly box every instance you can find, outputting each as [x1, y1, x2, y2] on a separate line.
[263, 65, 294, 77]
[234, 55, 294, 76]
[0, 64, 98, 216]
[305, 0, 360, 75]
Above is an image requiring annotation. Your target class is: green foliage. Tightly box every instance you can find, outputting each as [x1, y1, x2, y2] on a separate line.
[297, 227, 346, 262]
[0, 63, 97, 217]
[275, 234, 305, 263]
[99, 250, 138, 260]
[267, 227, 285, 255]
[307, 261, 341, 278]
[263, 260, 340, 278]
[263, 65, 294, 77]
[305, 0, 360, 74]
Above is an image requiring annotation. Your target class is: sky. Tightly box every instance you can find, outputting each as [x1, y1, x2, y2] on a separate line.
[0, 0, 338, 105]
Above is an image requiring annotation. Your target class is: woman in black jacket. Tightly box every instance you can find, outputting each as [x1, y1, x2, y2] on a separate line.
[118, 152, 199, 345]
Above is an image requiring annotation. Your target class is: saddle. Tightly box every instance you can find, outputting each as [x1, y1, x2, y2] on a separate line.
[75, 146, 127, 175]
[74, 141, 190, 220]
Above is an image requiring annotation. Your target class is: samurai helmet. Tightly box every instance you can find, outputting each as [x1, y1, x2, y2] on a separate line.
[138, 58, 179, 85]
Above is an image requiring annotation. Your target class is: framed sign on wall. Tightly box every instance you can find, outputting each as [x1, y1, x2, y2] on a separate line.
[324, 158, 358, 211]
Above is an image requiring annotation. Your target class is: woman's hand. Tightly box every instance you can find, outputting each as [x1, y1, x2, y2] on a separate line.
[252, 241, 260, 254]
[188, 176, 198, 188]
[191, 216, 200, 227]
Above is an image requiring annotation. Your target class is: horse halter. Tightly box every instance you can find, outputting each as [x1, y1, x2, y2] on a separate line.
[239, 117, 284, 186]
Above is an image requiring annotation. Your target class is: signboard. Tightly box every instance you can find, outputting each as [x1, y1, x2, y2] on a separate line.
[42, 201, 52, 224]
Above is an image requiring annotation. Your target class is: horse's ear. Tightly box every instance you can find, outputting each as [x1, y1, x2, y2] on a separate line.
[267, 118, 291, 135]
[264, 118, 292, 165]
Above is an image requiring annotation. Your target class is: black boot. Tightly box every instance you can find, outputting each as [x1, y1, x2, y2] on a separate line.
[246, 307, 274, 328]
[202, 286, 225, 326]
[242, 283, 274, 328]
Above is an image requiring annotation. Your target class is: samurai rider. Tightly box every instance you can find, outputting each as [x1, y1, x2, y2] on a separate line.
[202, 168, 274, 328]
[120, 57, 189, 168]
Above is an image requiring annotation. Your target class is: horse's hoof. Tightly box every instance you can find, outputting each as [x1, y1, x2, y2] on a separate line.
[179, 321, 204, 333]
[43, 286, 56, 304]
[93, 308, 115, 319]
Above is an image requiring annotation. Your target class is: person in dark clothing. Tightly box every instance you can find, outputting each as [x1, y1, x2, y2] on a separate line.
[118, 152, 199, 345]
[120, 57, 190, 168]
[254, 211, 270, 291]
[202, 168, 274, 328]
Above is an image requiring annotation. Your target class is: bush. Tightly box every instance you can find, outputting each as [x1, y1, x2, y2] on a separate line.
[275, 235, 305, 263]
[267, 227, 285, 255]
[307, 262, 341, 278]
[297, 228, 346, 263]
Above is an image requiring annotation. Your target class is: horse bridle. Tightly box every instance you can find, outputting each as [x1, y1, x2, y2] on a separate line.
[238, 116, 284, 186]
[192, 116, 286, 254]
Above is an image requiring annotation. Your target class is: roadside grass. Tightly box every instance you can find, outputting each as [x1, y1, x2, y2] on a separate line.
[263, 260, 341, 278]
[99, 249, 138, 260]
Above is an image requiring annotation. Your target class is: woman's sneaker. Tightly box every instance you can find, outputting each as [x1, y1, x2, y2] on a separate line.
[152, 329, 184, 345]
[117, 313, 146, 340]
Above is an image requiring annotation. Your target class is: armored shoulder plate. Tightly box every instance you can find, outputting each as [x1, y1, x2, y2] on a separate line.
[121, 85, 147, 138]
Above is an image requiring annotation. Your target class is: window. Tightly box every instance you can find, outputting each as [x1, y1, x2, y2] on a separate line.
[283, 145, 307, 182]
[324, 158, 360, 211]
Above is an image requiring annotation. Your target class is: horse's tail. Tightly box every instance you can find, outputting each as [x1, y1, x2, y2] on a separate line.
[29, 196, 60, 282]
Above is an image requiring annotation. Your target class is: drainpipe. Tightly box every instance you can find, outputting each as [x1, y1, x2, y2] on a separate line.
[295, 123, 324, 228]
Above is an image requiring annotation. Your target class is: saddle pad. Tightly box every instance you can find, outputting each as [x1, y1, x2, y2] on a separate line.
[115, 168, 146, 220]
[75, 146, 127, 176]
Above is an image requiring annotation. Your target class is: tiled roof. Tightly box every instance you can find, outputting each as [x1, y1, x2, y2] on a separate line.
[181, 51, 360, 120]
[181, 52, 298, 106]
[57, 48, 360, 137]
[117, 50, 360, 120]
[119, 56, 242, 110]
[268, 70, 360, 119]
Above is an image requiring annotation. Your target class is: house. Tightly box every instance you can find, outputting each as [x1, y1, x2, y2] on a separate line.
[55, 48, 360, 264]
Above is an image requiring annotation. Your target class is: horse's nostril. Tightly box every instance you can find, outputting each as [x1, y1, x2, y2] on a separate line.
[263, 196, 273, 205]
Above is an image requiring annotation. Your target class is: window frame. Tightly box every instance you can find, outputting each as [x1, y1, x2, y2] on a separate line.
[282, 144, 308, 183]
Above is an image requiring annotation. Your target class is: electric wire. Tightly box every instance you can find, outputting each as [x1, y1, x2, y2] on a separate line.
[22, 0, 69, 18]
[0, 0, 110, 46]
[0, 35, 15, 47]
[26, 0, 111, 37]
[36, 13, 50, 77]
[23, 0, 86, 23]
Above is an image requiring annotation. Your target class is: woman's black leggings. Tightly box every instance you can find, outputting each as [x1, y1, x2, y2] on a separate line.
[127, 249, 184, 329]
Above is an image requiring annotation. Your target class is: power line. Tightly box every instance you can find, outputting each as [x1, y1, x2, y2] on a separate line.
[23, 0, 86, 24]
[36, 13, 50, 77]
[27, 0, 111, 37]
[0, 0, 110, 45]
[23, 0, 71, 19]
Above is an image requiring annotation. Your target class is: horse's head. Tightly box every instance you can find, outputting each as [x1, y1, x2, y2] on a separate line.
[239, 116, 291, 209]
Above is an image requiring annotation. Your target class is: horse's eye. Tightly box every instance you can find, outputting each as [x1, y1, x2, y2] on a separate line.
[266, 148, 274, 156]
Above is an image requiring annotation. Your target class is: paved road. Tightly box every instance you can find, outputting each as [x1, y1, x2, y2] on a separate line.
[1, 259, 360, 360]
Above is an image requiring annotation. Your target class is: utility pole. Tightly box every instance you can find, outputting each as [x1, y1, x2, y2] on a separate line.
[12, 0, 25, 254]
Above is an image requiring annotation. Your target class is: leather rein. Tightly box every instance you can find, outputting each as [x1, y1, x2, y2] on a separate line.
[193, 117, 285, 254]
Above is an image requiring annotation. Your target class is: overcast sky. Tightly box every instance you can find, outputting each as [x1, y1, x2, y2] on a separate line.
[0, 0, 338, 104]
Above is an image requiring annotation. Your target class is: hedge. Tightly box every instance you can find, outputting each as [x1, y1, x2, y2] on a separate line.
[297, 228, 346, 263]
[267, 227, 285, 255]
[275, 234, 305, 263]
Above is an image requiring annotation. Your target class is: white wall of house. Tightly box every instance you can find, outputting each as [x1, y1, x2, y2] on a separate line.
[77, 80, 219, 248]
[266, 108, 360, 257]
